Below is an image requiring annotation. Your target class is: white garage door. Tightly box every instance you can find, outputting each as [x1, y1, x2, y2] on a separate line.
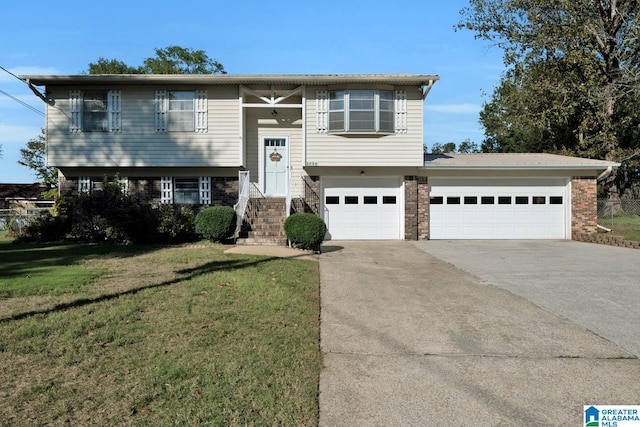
[323, 177, 403, 240]
[429, 178, 569, 239]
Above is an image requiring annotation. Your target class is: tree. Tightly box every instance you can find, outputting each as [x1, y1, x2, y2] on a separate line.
[18, 129, 57, 186]
[87, 46, 226, 75]
[429, 140, 479, 154]
[88, 58, 140, 74]
[459, 0, 640, 195]
[140, 46, 226, 74]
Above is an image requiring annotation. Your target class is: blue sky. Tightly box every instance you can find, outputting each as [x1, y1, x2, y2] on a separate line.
[0, 0, 504, 183]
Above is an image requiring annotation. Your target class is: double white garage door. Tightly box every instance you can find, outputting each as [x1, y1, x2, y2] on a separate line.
[322, 176, 569, 240]
[323, 177, 402, 240]
[429, 178, 569, 239]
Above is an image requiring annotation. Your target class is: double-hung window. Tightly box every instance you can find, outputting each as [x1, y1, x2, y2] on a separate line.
[168, 91, 195, 132]
[328, 89, 394, 133]
[69, 90, 121, 133]
[155, 90, 207, 133]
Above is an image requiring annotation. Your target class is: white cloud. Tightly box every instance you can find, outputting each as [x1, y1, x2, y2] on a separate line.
[425, 103, 481, 114]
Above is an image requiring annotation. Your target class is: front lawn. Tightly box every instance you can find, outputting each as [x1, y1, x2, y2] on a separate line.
[0, 240, 321, 426]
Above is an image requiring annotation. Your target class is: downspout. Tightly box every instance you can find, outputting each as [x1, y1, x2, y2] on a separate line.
[596, 166, 614, 233]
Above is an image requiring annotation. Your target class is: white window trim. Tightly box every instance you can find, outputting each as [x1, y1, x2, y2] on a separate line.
[78, 176, 90, 194]
[316, 90, 328, 133]
[156, 91, 207, 133]
[161, 176, 211, 204]
[161, 176, 173, 203]
[395, 90, 407, 134]
[69, 90, 122, 133]
[199, 176, 211, 204]
[327, 89, 395, 134]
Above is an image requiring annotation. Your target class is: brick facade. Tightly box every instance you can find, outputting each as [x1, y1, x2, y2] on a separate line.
[404, 176, 418, 240]
[58, 175, 238, 207]
[417, 177, 429, 240]
[404, 176, 429, 241]
[571, 177, 598, 238]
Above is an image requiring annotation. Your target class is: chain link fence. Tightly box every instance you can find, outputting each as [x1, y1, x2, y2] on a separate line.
[0, 207, 52, 235]
[597, 199, 640, 236]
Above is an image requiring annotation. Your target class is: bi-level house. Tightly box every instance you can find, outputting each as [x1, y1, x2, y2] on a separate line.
[22, 73, 616, 243]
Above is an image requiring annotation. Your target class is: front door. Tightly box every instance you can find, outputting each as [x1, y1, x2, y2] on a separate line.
[263, 137, 289, 196]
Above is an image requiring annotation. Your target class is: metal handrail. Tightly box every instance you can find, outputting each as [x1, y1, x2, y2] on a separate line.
[233, 171, 251, 239]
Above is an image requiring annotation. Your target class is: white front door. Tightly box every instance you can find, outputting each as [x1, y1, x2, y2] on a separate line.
[263, 137, 289, 196]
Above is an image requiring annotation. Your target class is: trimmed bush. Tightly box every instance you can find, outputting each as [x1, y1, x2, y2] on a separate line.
[156, 204, 197, 243]
[284, 213, 327, 251]
[195, 206, 237, 242]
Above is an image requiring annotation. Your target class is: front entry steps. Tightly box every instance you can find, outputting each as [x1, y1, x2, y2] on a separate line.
[236, 197, 288, 246]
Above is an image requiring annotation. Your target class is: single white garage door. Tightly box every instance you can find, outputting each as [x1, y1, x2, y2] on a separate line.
[429, 178, 569, 239]
[323, 177, 402, 240]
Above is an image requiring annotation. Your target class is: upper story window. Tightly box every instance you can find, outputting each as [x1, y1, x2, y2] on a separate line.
[168, 91, 195, 132]
[155, 90, 208, 133]
[69, 90, 121, 133]
[328, 90, 394, 133]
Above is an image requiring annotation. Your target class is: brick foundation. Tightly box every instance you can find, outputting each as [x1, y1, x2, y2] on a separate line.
[571, 177, 597, 238]
[573, 232, 640, 249]
[417, 177, 429, 240]
[58, 175, 237, 207]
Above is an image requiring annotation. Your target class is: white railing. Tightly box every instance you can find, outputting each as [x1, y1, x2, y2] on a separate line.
[234, 171, 251, 239]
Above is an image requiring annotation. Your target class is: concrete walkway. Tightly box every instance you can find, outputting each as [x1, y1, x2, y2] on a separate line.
[319, 241, 640, 426]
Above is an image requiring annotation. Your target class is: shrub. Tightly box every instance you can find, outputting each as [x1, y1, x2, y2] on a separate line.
[156, 204, 197, 243]
[195, 206, 237, 242]
[284, 213, 327, 251]
[22, 211, 70, 242]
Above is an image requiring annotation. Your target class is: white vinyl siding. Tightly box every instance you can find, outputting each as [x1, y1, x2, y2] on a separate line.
[306, 86, 424, 167]
[49, 86, 239, 168]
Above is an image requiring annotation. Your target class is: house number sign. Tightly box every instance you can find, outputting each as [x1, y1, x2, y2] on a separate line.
[269, 151, 282, 162]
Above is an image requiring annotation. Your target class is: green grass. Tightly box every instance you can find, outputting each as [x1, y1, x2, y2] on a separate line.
[598, 214, 640, 241]
[0, 240, 321, 426]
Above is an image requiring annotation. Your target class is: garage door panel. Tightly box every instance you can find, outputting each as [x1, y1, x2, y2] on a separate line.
[323, 177, 402, 240]
[430, 179, 568, 240]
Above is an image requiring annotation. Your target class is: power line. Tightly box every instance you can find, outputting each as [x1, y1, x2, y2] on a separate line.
[0, 88, 44, 116]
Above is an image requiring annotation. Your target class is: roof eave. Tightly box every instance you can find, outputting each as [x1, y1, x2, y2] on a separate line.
[422, 163, 620, 170]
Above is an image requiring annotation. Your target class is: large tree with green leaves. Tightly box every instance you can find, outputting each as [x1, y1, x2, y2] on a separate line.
[459, 0, 640, 195]
[88, 46, 226, 75]
[18, 129, 57, 187]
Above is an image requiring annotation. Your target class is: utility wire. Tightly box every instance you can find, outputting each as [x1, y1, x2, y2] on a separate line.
[0, 88, 44, 116]
[0, 65, 45, 116]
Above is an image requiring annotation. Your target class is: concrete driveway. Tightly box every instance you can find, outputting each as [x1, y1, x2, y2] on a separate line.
[319, 241, 640, 426]
[413, 240, 640, 357]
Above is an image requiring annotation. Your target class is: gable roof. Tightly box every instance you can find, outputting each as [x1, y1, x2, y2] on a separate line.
[20, 73, 440, 88]
[423, 153, 619, 171]
[0, 183, 49, 200]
